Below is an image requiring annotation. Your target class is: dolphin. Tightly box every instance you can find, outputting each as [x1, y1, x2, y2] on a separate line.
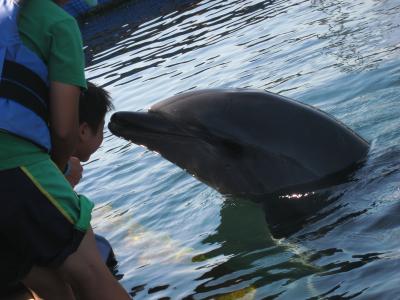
[108, 89, 369, 237]
[108, 89, 369, 197]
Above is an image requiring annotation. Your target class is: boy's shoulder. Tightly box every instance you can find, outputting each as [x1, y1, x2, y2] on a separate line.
[21, 0, 77, 27]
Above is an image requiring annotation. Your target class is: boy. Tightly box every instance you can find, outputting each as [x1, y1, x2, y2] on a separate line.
[71, 82, 118, 274]
[0, 1, 129, 299]
[75, 82, 113, 165]
[65, 81, 114, 187]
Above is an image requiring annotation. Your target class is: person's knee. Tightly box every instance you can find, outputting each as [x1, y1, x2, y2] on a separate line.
[58, 227, 130, 300]
[59, 227, 106, 285]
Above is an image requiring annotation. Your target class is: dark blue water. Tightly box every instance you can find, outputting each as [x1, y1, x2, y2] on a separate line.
[77, 0, 400, 298]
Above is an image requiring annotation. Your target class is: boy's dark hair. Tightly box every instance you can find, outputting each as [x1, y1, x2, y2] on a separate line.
[79, 82, 114, 132]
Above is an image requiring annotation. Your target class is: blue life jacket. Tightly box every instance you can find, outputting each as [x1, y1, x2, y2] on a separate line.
[0, 0, 51, 151]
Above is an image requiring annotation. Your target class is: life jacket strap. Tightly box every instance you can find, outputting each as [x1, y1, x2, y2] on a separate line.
[0, 60, 49, 124]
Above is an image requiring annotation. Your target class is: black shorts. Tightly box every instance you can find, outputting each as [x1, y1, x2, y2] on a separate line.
[0, 162, 93, 287]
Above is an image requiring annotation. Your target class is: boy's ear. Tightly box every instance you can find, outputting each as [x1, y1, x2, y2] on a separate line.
[79, 122, 90, 140]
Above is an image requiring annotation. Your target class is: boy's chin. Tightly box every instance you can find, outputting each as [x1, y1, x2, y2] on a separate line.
[80, 156, 90, 162]
[74, 154, 90, 162]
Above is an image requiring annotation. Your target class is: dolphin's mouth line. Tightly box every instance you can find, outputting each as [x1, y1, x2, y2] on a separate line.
[108, 114, 196, 140]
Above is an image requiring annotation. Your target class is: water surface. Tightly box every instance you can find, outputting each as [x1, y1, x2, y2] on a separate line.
[77, 0, 400, 298]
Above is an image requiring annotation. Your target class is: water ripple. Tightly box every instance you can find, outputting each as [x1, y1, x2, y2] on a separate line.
[77, 0, 400, 298]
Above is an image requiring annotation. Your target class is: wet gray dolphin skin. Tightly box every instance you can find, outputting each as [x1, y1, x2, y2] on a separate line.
[108, 89, 369, 197]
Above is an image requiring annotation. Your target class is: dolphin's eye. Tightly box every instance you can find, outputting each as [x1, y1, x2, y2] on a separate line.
[220, 139, 243, 158]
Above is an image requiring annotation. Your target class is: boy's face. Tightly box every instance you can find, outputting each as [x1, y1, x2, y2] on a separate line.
[74, 120, 105, 162]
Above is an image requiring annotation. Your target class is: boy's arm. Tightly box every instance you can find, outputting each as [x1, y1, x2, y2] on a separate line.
[50, 82, 80, 171]
[59, 227, 131, 300]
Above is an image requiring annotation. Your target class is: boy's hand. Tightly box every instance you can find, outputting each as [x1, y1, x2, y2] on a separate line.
[66, 156, 83, 187]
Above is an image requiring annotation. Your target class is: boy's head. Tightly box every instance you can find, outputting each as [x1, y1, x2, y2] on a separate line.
[74, 81, 113, 162]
